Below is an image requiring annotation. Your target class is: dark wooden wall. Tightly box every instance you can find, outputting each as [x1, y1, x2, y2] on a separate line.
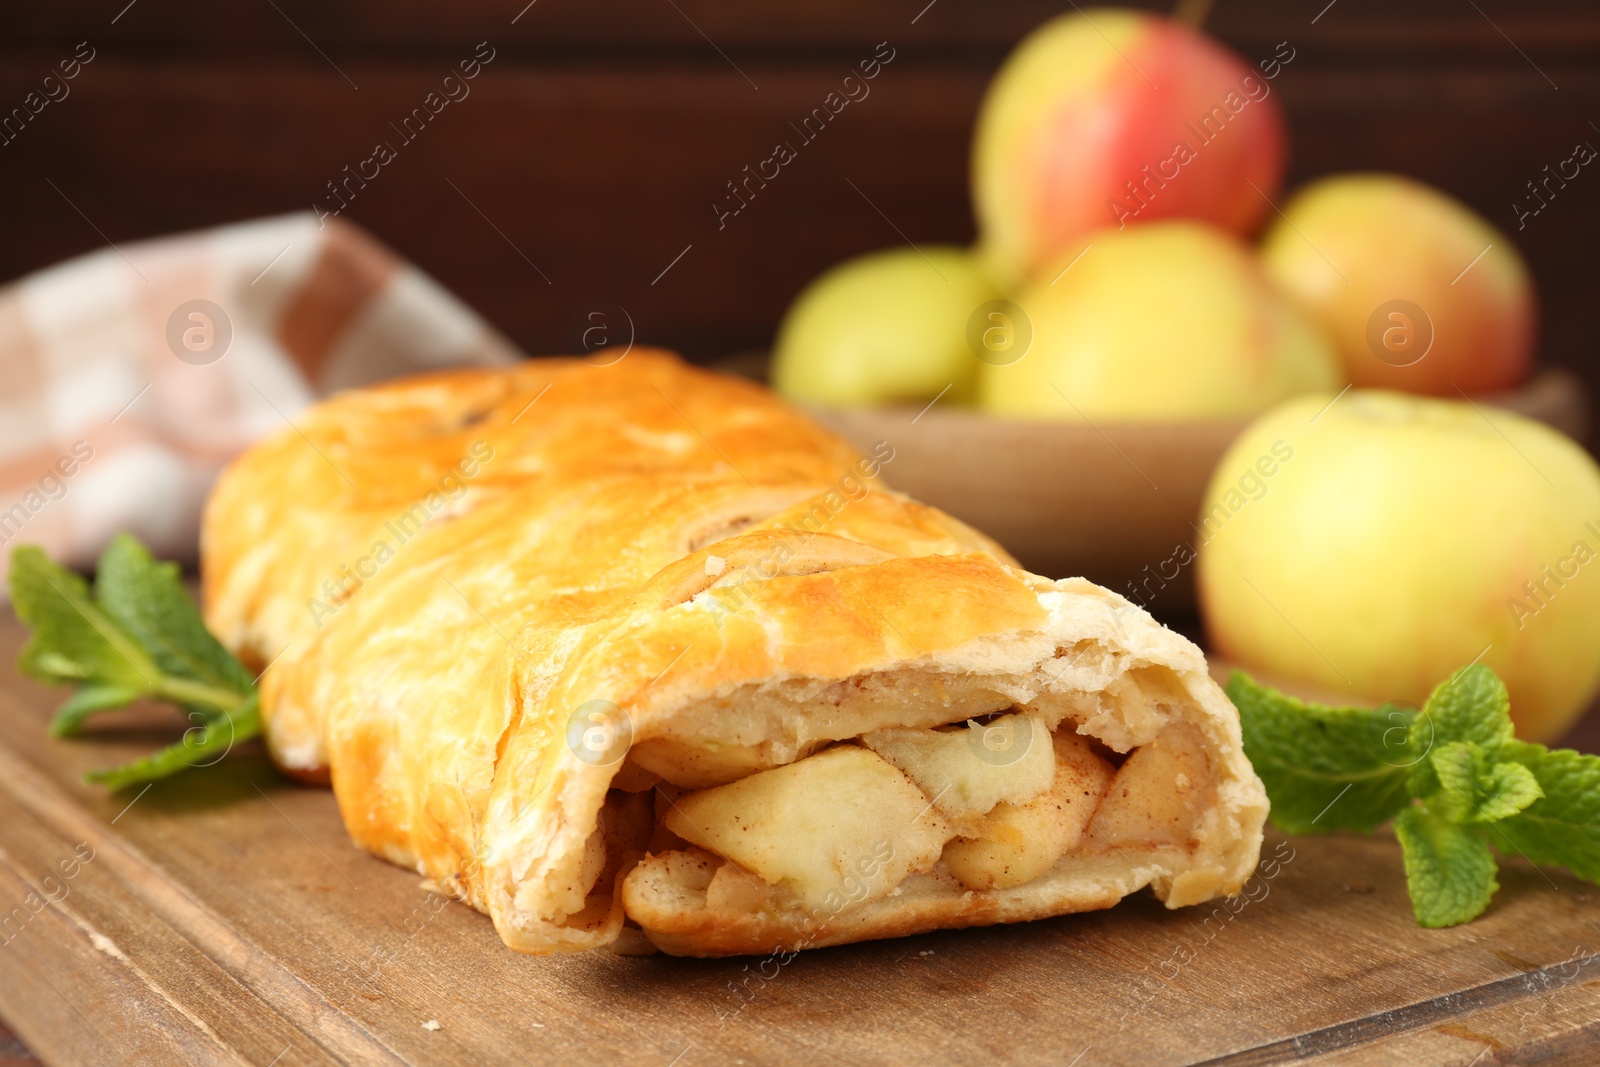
[1, 0, 1597, 432]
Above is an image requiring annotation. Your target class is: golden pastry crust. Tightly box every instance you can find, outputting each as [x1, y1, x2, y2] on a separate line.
[202, 352, 883, 773]
[201, 350, 1267, 956]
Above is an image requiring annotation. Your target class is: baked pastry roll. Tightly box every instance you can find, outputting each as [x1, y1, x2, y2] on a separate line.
[202, 349, 1267, 956]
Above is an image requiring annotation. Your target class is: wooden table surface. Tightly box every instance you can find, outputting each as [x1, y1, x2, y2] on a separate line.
[1, 608, 1598, 1066]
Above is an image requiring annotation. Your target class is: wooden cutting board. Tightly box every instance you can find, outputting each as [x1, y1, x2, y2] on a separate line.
[0, 608, 1597, 1067]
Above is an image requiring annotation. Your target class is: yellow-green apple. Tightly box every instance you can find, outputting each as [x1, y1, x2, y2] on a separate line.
[978, 222, 1342, 420]
[973, 9, 1288, 289]
[1260, 174, 1536, 395]
[1197, 390, 1600, 742]
[771, 246, 996, 406]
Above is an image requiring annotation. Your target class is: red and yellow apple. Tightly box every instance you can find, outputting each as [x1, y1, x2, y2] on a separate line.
[977, 222, 1342, 421]
[1198, 390, 1600, 742]
[771, 246, 997, 406]
[1260, 174, 1536, 395]
[973, 8, 1287, 289]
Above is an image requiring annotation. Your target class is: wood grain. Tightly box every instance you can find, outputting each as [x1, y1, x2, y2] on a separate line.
[5, 0, 1599, 58]
[1, 606, 1598, 1065]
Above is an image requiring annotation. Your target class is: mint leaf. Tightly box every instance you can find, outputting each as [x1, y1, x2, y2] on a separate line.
[50, 684, 145, 737]
[8, 539, 262, 791]
[1492, 741, 1600, 884]
[1395, 805, 1498, 927]
[95, 533, 253, 700]
[1476, 762, 1545, 823]
[1428, 741, 1542, 824]
[1409, 665, 1514, 796]
[1231, 661, 1596, 931]
[10, 546, 159, 691]
[86, 691, 261, 791]
[1424, 664, 1515, 748]
[1227, 671, 1417, 834]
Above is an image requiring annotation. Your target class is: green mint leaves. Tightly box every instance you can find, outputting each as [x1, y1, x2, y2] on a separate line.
[1393, 807, 1499, 929]
[9, 535, 260, 790]
[1493, 742, 1600, 885]
[1228, 678, 1420, 834]
[1427, 742, 1541, 824]
[1229, 665, 1600, 928]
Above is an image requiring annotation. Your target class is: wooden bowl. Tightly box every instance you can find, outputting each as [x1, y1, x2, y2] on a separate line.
[721, 358, 1589, 609]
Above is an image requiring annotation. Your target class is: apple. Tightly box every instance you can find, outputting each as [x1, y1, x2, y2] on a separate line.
[1197, 390, 1600, 743]
[978, 221, 1343, 421]
[770, 246, 997, 407]
[1260, 174, 1536, 395]
[972, 8, 1288, 289]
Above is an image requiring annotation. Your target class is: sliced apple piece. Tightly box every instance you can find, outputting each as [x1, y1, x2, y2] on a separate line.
[629, 735, 826, 789]
[704, 863, 772, 912]
[1051, 727, 1121, 829]
[1087, 722, 1215, 849]
[862, 711, 1055, 822]
[943, 730, 1117, 891]
[664, 745, 952, 911]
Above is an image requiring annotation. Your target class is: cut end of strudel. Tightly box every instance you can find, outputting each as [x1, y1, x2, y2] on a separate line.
[201, 349, 1267, 958]
[608, 569, 1266, 957]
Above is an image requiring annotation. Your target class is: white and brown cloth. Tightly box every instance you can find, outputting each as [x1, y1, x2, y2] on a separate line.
[0, 215, 518, 590]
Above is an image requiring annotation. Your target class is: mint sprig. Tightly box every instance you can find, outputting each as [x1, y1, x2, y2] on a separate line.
[1229, 678, 1418, 834]
[9, 535, 260, 790]
[1494, 742, 1600, 884]
[1229, 665, 1599, 928]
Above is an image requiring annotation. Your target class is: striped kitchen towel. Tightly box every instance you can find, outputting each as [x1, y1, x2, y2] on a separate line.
[0, 214, 518, 590]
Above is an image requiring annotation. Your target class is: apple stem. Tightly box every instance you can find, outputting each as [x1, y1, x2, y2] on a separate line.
[1172, 0, 1216, 29]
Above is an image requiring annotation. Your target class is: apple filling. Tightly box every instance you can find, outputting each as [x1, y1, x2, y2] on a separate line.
[616, 711, 1216, 923]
